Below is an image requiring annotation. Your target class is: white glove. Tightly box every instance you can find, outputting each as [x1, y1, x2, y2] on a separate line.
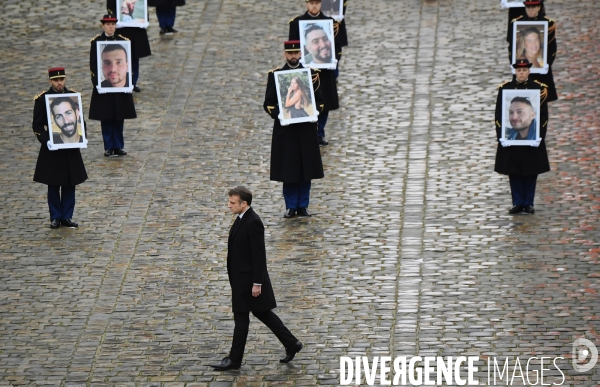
[96, 86, 107, 94]
[140, 22, 149, 29]
[531, 138, 542, 147]
[540, 64, 549, 75]
[499, 138, 510, 147]
[47, 141, 57, 151]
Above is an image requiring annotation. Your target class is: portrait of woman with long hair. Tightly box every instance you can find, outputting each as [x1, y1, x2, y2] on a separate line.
[285, 76, 310, 118]
[517, 27, 544, 67]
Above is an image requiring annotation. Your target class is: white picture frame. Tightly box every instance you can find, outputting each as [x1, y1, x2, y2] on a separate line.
[501, 0, 525, 8]
[512, 21, 549, 74]
[299, 20, 338, 70]
[501, 89, 541, 146]
[321, 0, 344, 21]
[116, 0, 149, 28]
[96, 41, 133, 93]
[274, 68, 318, 126]
[45, 93, 87, 150]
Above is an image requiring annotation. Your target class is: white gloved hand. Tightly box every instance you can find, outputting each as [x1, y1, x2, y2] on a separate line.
[499, 138, 510, 147]
[47, 141, 57, 151]
[96, 86, 107, 94]
[531, 138, 542, 147]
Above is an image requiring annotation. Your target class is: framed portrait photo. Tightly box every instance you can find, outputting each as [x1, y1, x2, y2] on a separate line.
[274, 68, 318, 126]
[321, 0, 344, 21]
[299, 20, 337, 70]
[116, 0, 149, 27]
[45, 93, 87, 149]
[501, 0, 525, 8]
[501, 89, 541, 146]
[96, 41, 133, 93]
[512, 21, 549, 74]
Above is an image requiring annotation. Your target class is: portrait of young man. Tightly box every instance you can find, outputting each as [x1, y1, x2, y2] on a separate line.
[100, 43, 131, 88]
[302, 22, 334, 66]
[48, 96, 84, 144]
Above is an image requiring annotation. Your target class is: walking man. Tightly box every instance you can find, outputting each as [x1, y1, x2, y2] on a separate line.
[211, 186, 303, 370]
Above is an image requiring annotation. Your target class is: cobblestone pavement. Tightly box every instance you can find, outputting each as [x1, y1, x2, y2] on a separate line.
[1, 0, 599, 386]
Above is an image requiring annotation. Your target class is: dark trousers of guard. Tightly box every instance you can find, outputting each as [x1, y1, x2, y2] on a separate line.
[283, 181, 311, 210]
[229, 310, 298, 363]
[156, 6, 176, 29]
[509, 175, 538, 206]
[48, 185, 75, 221]
[101, 120, 125, 151]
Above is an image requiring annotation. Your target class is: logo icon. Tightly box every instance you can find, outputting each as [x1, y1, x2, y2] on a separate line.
[572, 338, 598, 372]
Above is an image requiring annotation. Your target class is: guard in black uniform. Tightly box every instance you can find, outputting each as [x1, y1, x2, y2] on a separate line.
[89, 14, 137, 157]
[107, 1, 151, 92]
[494, 59, 550, 215]
[32, 68, 88, 229]
[263, 40, 325, 218]
[289, 0, 345, 146]
[507, 0, 557, 101]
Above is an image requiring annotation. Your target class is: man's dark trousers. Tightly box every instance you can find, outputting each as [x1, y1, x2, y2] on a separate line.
[229, 310, 298, 363]
[101, 120, 125, 150]
[509, 175, 538, 206]
[48, 185, 75, 220]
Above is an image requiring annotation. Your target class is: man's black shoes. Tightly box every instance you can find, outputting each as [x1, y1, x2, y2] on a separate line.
[133, 86, 141, 92]
[522, 205, 535, 214]
[508, 205, 535, 214]
[50, 219, 61, 229]
[210, 357, 241, 371]
[284, 209, 296, 218]
[508, 205, 523, 214]
[297, 208, 311, 217]
[104, 149, 113, 157]
[61, 219, 78, 228]
[280, 341, 303, 363]
[318, 136, 329, 146]
[113, 148, 127, 156]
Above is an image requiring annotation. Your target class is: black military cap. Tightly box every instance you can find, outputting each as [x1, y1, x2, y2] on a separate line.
[284, 40, 301, 52]
[48, 67, 66, 79]
[512, 58, 533, 69]
[100, 14, 118, 23]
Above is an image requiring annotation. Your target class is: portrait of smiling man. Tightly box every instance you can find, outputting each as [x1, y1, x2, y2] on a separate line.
[49, 97, 83, 144]
[303, 23, 333, 65]
[101, 44, 130, 88]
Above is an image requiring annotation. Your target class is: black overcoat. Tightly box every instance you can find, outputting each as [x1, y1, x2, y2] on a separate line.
[263, 63, 325, 184]
[32, 87, 88, 186]
[88, 33, 137, 121]
[507, 14, 558, 102]
[289, 11, 341, 111]
[147, 0, 185, 7]
[227, 208, 277, 314]
[494, 78, 550, 176]
[107, 0, 152, 59]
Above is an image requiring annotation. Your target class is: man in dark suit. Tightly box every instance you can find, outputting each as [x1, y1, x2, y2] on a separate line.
[211, 186, 303, 371]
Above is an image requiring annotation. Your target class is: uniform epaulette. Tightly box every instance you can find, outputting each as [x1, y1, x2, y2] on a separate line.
[90, 34, 100, 43]
[511, 15, 523, 23]
[267, 67, 279, 74]
[118, 34, 129, 40]
[70, 88, 77, 93]
[34, 90, 46, 100]
[288, 16, 297, 24]
[544, 16, 554, 23]
[497, 80, 510, 89]
[534, 80, 548, 88]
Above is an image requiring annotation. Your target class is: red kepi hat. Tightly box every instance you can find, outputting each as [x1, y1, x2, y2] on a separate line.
[284, 40, 301, 52]
[48, 67, 66, 79]
[100, 13, 118, 23]
[523, 1, 542, 5]
[512, 59, 533, 69]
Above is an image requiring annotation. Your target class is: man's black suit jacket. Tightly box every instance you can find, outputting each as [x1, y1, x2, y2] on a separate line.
[227, 207, 277, 313]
